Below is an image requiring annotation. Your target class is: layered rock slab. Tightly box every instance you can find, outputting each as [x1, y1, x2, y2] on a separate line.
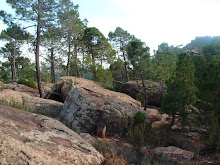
[121, 81, 165, 107]
[153, 146, 194, 164]
[0, 89, 63, 118]
[51, 76, 141, 107]
[0, 105, 104, 164]
[60, 88, 150, 136]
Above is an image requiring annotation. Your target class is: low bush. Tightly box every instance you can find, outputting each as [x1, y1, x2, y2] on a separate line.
[128, 123, 146, 149]
[136, 93, 144, 105]
[128, 112, 150, 151]
[18, 77, 37, 88]
[134, 111, 146, 125]
[92, 139, 167, 165]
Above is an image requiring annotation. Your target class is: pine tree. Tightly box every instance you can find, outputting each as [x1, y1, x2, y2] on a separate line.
[127, 38, 151, 110]
[108, 27, 133, 83]
[0, 25, 31, 80]
[3, 0, 58, 97]
[162, 52, 197, 126]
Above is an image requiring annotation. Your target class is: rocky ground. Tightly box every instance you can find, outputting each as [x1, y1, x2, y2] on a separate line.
[0, 105, 104, 164]
[0, 78, 219, 165]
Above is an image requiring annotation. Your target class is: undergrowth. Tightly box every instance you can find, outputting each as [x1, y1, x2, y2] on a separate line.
[0, 99, 34, 112]
[92, 140, 168, 165]
[18, 77, 37, 88]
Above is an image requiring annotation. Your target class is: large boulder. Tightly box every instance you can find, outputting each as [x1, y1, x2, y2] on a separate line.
[0, 89, 63, 118]
[0, 105, 104, 164]
[121, 81, 165, 107]
[170, 132, 213, 155]
[60, 87, 150, 136]
[8, 82, 40, 97]
[5, 82, 53, 97]
[146, 108, 170, 127]
[153, 146, 194, 164]
[51, 76, 141, 107]
[42, 82, 53, 92]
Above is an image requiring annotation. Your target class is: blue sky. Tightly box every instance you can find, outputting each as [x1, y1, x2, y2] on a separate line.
[1, 0, 220, 53]
[74, 0, 220, 51]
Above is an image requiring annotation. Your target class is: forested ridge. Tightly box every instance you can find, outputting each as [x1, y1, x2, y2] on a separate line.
[0, 0, 219, 164]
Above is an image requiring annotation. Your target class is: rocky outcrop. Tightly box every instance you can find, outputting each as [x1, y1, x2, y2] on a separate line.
[1, 82, 53, 97]
[0, 81, 5, 89]
[8, 82, 40, 97]
[146, 108, 169, 127]
[42, 82, 53, 92]
[0, 105, 104, 164]
[0, 89, 63, 118]
[80, 133, 96, 144]
[171, 132, 212, 155]
[121, 81, 165, 107]
[153, 146, 194, 164]
[60, 88, 150, 136]
[51, 76, 141, 107]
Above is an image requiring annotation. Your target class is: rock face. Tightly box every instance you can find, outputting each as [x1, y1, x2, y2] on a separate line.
[80, 133, 96, 144]
[51, 76, 141, 107]
[171, 132, 212, 155]
[1, 82, 53, 97]
[146, 108, 169, 127]
[8, 82, 40, 97]
[121, 81, 165, 107]
[60, 88, 150, 136]
[153, 146, 194, 163]
[0, 81, 5, 89]
[42, 82, 53, 92]
[0, 89, 63, 118]
[0, 105, 104, 164]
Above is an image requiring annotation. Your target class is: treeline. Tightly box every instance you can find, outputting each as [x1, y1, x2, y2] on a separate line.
[0, 1, 219, 150]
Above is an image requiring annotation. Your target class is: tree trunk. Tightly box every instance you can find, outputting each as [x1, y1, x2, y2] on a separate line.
[140, 70, 147, 110]
[51, 47, 55, 83]
[74, 42, 80, 77]
[171, 112, 175, 127]
[10, 42, 16, 80]
[11, 62, 13, 80]
[12, 45, 16, 80]
[100, 54, 103, 67]
[122, 47, 129, 83]
[91, 48, 96, 80]
[66, 35, 71, 76]
[36, 0, 43, 97]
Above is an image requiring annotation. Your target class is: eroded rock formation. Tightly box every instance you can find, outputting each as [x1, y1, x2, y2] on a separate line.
[51, 76, 141, 107]
[0, 89, 63, 118]
[0, 105, 104, 164]
[60, 88, 150, 136]
[121, 81, 165, 107]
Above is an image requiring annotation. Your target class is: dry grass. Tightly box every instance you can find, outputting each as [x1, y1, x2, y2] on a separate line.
[104, 149, 127, 165]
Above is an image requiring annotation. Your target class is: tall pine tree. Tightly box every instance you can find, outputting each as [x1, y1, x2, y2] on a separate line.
[162, 52, 197, 126]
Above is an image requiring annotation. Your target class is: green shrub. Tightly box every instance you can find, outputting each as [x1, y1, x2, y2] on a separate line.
[134, 111, 146, 125]
[136, 93, 144, 105]
[0, 99, 32, 111]
[18, 77, 37, 88]
[128, 112, 148, 150]
[128, 123, 146, 149]
[113, 80, 122, 92]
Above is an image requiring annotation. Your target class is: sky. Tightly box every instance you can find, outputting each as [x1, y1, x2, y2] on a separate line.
[73, 0, 220, 51]
[0, 0, 220, 54]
